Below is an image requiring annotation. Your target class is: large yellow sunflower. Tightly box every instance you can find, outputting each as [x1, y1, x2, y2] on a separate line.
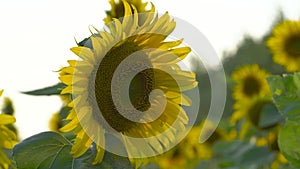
[0, 90, 18, 169]
[231, 64, 271, 124]
[267, 19, 300, 72]
[59, 1, 197, 166]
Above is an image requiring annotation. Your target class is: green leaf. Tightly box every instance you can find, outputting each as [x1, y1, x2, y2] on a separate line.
[213, 141, 276, 168]
[99, 151, 132, 169]
[22, 83, 66, 96]
[267, 73, 300, 122]
[268, 73, 300, 168]
[13, 132, 95, 169]
[239, 146, 276, 167]
[258, 103, 284, 129]
[278, 121, 300, 167]
[13, 132, 132, 169]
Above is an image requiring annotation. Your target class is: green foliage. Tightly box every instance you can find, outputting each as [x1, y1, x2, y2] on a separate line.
[22, 83, 66, 96]
[13, 132, 132, 169]
[258, 103, 283, 129]
[212, 140, 276, 169]
[268, 73, 300, 168]
[268, 73, 300, 121]
[278, 121, 300, 167]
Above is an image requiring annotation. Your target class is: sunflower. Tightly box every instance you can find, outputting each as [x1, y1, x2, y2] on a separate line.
[267, 19, 300, 72]
[104, 0, 149, 25]
[154, 120, 235, 169]
[59, 1, 197, 166]
[232, 64, 270, 101]
[255, 128, 288, 169]
[154, 125, 213, 169]
[0, 90, 18, 169]
[231, 64, 271, 124]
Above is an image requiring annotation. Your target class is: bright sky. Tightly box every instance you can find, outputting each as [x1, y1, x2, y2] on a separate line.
[0, 0, 300, 139]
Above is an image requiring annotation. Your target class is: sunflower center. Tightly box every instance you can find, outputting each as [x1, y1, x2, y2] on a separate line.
[285, 35, 300, 58]
[93, 37, 154, 132]
[242, 76, 261, 97]
[129, 70, 153, 112]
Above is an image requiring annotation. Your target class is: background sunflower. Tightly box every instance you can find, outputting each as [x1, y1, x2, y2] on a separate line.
[267, 19, 300, 72]
[230, 64, 271, 125]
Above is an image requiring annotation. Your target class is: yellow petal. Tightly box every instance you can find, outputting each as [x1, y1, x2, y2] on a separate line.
[172, 94, 192, 106]
[170, 47, 191, 60]
[59, 117, 79, 132]
[93, 146, 105, 165]
[70, 47, 95, 63]
[0, 114, 16, 125]
[71, 131, 92, 158]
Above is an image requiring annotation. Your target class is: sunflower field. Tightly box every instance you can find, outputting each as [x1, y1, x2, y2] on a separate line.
[1, 0, 300, 169]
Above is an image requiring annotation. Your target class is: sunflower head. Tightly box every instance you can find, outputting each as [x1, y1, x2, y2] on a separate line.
[267, 19, 300, 72]
[231, 65, 271, 125]
[59, 1, 198, 165]
[232, 64, 270, 100]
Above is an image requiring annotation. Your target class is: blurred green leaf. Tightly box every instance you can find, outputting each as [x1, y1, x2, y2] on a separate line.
[13, 132, 132, 169]
[22, 83, 66, 96]
[268, 73, 300, 168]
[213, 141, 276, 169]
[239, 146, 275, 167]
[278, 121, 300, 167]
[267, 73, 300, 122]
[258, 103, 284, 129]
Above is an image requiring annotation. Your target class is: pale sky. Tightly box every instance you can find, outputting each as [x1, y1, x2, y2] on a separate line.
[0, 0, 300, 139]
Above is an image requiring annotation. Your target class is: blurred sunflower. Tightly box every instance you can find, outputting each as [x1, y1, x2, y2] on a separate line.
[267, 19, 300, 72]
[231, 64, 271, 125]
[59, 1, 197, 166]
[0, 90, 18, 169]
[256, 129, 287, 169]
[154, 120, 236, 169]
[104, 0, 149, 25]
[232, 64, 270, 101]
[154, 124, 212, 169]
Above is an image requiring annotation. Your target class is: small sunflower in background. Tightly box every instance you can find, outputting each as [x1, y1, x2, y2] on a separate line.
[0, 90, 18, 169]
[267, 19, 300, 72]
[154, 120, 236, 169]
[155, 125, 213, 169]
[59, 0, 197, 167]
[104, 0, 149, 25]
[230, 64, 271, 125]
[232, 64, 270, 102]
[255, 128, 288, 169]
